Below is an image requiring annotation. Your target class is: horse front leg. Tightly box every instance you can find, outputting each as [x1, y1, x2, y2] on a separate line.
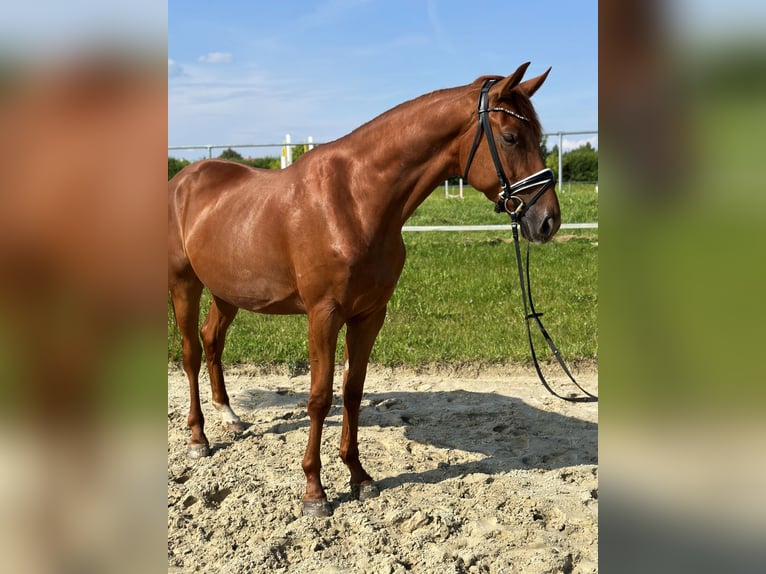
[301, 305, 344, 517]
[340, 306, 387, 501]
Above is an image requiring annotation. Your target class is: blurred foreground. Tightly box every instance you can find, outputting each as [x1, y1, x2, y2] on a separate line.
[600, 0, 766, 571]
[0, 4, 166, 572]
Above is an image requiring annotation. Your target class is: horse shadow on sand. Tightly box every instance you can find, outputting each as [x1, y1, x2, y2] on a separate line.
[233, 385, 597, 494]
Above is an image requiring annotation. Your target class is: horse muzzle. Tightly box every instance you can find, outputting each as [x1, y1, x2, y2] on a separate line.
[520, 207, 561, 243]
[495, 168, 559, 243]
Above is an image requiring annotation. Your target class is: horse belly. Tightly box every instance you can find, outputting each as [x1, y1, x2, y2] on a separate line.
[198, 260, 304, 314]
[186, 228, 304, 314]
[221, 290, 305, 315]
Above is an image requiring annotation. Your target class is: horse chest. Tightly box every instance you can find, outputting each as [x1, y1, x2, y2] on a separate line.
[348, 256, 400, 289]
[346, 245, 405, 298]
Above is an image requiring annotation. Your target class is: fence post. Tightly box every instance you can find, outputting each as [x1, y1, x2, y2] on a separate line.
[281, 133, 293, 168]
[557, 132, 563, 192]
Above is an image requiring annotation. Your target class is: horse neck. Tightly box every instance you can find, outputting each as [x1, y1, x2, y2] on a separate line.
[344, 86, 474, 225]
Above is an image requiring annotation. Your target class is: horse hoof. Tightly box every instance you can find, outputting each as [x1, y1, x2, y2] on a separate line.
[302, 498, 333, 517]
[224, 420, 247, 434]
[187, 443, 211, 459]
[351, 481, 380, 501]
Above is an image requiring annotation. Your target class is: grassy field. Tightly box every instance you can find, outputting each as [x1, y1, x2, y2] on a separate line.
[168, 184, 597, 370]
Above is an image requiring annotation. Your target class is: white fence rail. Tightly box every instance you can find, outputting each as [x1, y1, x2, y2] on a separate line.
[402, 223, 597, 232]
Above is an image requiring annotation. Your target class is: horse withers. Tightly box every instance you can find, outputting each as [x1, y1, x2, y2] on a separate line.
[168, 62, 560, 516]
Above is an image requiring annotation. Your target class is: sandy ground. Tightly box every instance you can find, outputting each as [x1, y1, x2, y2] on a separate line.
[168, 364, 598, 573]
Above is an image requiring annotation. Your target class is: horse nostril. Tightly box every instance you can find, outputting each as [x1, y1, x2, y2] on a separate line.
[540, 216, 552, 239]
[539, 213, 559, 241]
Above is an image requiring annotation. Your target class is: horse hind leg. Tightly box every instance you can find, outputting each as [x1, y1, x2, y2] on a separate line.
[169, 275, 210, 459]
[200, 296, 246, 433]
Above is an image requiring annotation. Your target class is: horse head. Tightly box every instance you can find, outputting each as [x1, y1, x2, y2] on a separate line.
[461, 62, 560, 243]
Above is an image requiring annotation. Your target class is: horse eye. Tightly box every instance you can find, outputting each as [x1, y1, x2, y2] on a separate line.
[502, 133, 517, 145]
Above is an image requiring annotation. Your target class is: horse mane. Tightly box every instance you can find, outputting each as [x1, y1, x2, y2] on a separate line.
[327, 74, 543, 155]
[343, 83, 467, 142]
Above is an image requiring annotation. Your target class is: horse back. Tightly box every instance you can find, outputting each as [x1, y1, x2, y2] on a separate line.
[168, 160, 308, 312]
[169, 159, 260, 208]
[169, 159, 277, 234]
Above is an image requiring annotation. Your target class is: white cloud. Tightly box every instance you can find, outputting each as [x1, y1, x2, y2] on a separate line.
[168, 58, 185, 78]
[198, 51, 232, 64]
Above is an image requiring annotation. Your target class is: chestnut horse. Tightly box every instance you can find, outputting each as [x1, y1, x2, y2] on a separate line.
[168, 62, 560, 516]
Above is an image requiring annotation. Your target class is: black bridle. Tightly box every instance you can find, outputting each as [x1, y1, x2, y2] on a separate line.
[463, 78, 555, 220]
[464, 78, 597, 403]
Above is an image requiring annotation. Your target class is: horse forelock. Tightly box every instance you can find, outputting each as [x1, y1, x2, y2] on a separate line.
[501, 89, 543, 145]
[470, 75, 543, 144]
[472, 75, 503, 85]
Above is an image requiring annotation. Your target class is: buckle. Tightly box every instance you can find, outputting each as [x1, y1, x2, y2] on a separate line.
[495, 192, 525, 215]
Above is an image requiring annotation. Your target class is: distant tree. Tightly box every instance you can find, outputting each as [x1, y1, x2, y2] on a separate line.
[540, 138, 550, 158]
[563, 142, 598, 181]
[219, 147, 243, 160]
[545, 145, 559, 177]
[243, 156, 280, 170]
[291, 143, 316, 163]
[168, 157, 190, 180]
[543, 143, 598, 182]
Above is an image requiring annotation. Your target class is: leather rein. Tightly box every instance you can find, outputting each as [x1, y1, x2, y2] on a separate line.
[464, 78, 598, 403]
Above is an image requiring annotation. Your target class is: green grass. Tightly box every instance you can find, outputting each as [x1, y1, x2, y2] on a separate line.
[168, 184, 597, 370]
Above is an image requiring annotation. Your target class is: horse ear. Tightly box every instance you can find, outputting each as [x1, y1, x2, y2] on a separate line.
[496, 62, 532, 96]
[516, 67, 552, 98]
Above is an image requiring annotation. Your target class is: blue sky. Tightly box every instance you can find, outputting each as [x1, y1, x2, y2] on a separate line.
[168, 0, 597, 160]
